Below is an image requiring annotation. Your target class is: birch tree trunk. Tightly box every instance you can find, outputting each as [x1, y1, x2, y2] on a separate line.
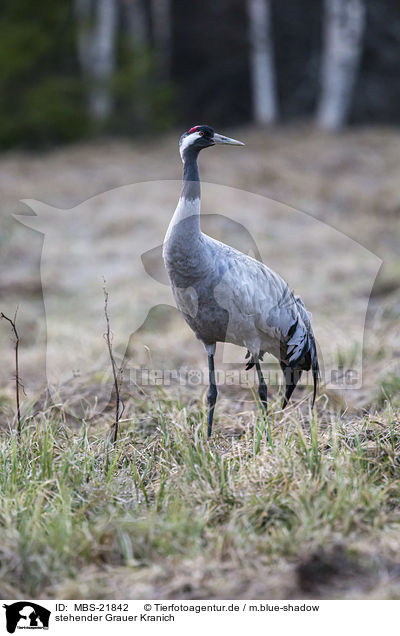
[247, 0, 277, 125]
[75, 0, 118, 123]
[317, 0, 366, 131]
[150, 0, 172, 79]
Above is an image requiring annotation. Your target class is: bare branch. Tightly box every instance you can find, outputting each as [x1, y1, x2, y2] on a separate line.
[1, 309, 22, 435]
[103, 281, 124, 443]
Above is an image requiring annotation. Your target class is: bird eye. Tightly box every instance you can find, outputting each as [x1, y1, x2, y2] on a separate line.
[198, 131, 204, 136]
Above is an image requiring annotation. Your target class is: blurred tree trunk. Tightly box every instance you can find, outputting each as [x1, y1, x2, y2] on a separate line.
[123, 0, 148, 50]
[317, 0, 366, 131]
[247, 0, 277, 125]
[75, 0, 118, 123]
[150, 0, 172, 79]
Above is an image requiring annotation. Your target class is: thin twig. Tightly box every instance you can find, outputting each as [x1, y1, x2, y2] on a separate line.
[1, 309, 22, 435]
[103, 282, 123, 443]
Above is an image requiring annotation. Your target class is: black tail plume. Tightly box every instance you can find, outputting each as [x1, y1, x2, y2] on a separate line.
[280, 363, 302, 409]
[310, 338, 319, 408]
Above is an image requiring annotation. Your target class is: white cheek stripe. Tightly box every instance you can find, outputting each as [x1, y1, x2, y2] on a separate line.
[179, 132, 202, 158]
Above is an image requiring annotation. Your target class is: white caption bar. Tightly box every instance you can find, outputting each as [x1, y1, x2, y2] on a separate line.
[1, 599, 396, 636]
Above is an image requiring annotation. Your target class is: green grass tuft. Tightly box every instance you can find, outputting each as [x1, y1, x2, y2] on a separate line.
[1, 399, 400, 599]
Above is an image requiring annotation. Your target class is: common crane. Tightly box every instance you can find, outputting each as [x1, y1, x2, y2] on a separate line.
[162, 125, 319, 437]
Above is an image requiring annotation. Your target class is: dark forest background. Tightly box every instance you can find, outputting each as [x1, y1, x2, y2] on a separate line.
[0, 0, 399, 148]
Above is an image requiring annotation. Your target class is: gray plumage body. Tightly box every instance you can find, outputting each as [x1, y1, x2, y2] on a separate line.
[163, 125, 319, 434]
[164, 209, 313, 365]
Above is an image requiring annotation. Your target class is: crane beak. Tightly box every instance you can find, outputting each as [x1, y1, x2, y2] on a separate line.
[212, 133, 245, 146]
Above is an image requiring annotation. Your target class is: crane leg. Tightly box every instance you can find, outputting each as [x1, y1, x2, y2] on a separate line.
[255, 361, 268, 412]
[207, 353, 218, 438]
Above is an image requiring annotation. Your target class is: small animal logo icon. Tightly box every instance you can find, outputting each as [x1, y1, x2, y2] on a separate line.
[2, 602, 50, 634]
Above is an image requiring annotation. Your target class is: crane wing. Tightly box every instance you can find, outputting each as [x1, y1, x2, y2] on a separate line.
[209, 237, 316, 367]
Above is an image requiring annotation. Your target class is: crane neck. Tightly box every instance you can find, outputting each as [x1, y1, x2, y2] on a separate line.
[182, 148, 201, 202]
[164, 148, 202, 249]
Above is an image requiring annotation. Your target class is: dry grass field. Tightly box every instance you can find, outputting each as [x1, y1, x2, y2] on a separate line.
[0, 125, 399, 599]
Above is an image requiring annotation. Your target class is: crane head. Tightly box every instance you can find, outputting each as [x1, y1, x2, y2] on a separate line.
[179, 125, 244, 159]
